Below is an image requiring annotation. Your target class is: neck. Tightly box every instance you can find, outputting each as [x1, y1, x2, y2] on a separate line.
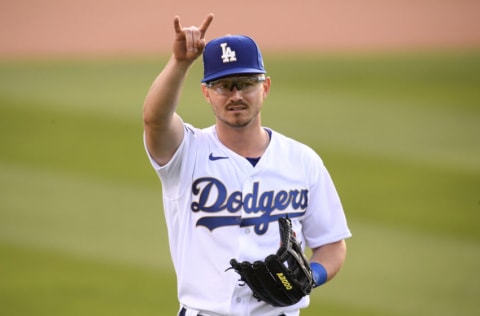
[216, 124, 270, 158]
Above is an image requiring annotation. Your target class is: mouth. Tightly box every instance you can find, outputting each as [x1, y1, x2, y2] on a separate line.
[227, 103, 248, 111]
[227, 106, 246, 112]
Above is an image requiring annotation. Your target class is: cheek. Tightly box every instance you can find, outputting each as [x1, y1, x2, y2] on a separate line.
[210, 103, 219, 114]
[209, 99, 225, 115]
[255, 94, 267, 108]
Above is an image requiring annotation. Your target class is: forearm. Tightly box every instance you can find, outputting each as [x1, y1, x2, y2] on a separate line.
[143, 56, 192, 128]
[310, 240, 347, 284]
[142, 56, 193, 165]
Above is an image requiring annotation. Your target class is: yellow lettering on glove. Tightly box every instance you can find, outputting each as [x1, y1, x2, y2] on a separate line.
[276, 273, 293, 290]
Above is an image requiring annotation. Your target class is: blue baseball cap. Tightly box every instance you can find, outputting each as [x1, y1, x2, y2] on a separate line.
[201, 35, 266, 83]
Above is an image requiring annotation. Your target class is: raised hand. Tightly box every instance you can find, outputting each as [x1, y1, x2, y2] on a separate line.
[172, 14, 214, 63]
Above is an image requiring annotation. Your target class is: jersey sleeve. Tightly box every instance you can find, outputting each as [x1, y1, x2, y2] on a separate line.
[301, 154, 351, 248]
[143, 123, 198, 200]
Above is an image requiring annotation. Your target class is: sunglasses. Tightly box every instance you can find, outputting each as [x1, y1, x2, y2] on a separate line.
[206, 75, 266, 95]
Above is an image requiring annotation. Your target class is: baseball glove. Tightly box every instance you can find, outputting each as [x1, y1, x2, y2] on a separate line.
[228, 217, 314, 307]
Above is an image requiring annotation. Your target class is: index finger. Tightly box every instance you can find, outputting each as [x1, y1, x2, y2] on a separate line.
[173, 16, 182, 34]
[199, 13, 214, 38]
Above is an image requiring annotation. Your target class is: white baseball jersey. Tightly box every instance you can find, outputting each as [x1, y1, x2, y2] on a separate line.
[145, 122, 351, 316]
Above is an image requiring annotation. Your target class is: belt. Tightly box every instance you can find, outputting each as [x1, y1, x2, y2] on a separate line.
[178, 307, 205, 316]
[179, 307, 286, 316]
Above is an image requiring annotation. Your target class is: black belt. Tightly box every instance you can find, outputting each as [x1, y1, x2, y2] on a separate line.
[179, 307, 286, 316]
[178, 307, 204, 316]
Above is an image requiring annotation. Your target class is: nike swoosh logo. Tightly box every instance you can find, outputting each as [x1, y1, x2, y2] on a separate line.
[209, 153, 229, 161]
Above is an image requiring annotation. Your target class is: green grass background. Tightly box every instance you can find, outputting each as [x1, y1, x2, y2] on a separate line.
[1, 51, 479, 315]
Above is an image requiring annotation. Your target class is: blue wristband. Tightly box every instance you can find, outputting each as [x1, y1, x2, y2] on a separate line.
[310, 262, 328, 287]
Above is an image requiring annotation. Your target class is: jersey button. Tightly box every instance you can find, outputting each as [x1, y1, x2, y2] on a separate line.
[244, 228, 250, 234]
[236, 297, 242, 303]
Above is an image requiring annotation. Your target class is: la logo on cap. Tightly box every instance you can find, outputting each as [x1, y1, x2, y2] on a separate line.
[220, 43, 237, 63]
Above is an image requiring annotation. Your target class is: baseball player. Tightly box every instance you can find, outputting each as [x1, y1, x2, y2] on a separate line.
[143, 13, 351, 316]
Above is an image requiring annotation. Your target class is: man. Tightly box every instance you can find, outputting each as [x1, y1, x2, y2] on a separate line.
[143, 13, 351, 316]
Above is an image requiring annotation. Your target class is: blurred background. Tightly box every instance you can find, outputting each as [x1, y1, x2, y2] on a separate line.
[1, 1, 479, 315]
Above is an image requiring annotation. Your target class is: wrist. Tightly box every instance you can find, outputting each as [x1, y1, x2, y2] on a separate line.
[310, 262, 328, 287]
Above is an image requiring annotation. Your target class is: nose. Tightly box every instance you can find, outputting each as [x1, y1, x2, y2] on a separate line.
[229, 82, 241, 91]
[229, 86, 243, 99]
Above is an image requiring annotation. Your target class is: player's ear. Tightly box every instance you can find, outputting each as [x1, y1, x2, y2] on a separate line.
[262, 76, 271, 98]
[201, 84, 212, 102]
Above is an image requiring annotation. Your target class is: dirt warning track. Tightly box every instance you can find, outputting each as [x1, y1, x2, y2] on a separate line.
[1, 0, 479, 58]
